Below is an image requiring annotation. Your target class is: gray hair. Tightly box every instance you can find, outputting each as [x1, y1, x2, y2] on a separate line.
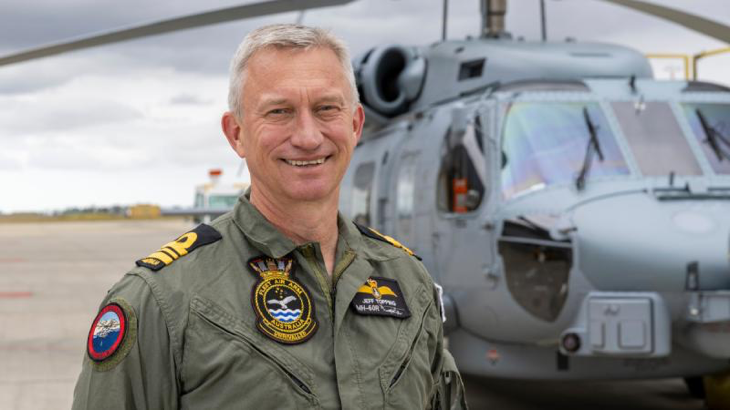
[228, 24, 359, 120]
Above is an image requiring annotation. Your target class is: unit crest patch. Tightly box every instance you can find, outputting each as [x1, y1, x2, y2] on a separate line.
[248, 257, 318, 345]
[354, 223, 421, 260]
[136, 224, 222, 271]
[86, 298, 137, 371]
[351, 277, 411, 319]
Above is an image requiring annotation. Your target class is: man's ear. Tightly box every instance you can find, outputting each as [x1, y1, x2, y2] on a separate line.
[222, 111, 246, 158]
[352, 104, 365, 145]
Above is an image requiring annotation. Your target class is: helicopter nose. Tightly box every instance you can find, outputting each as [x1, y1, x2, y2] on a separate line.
[571, 193, 730, 291]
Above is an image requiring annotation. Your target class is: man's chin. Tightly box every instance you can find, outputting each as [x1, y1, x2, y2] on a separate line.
[282, 183, 339, 203]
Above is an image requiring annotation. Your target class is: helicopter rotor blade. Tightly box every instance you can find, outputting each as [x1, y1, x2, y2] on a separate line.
[600, 0, 730, 44]
[0, 0, 355, 67]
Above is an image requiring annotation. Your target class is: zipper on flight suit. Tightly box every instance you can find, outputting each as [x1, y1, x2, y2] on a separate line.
[300, 244, 333, 313]
[300, 245, 356, 323]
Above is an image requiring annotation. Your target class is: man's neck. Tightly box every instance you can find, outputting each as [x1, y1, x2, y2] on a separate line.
[249, 186, 339, 276]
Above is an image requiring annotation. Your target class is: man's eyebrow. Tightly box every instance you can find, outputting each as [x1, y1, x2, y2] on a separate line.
[258, 97, 289, 109]
[314, 95, 346, 105]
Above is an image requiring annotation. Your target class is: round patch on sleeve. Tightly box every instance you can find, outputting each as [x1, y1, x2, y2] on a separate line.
[86, 299, 137, 371]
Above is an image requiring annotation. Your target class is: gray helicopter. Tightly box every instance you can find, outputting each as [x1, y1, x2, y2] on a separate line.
[2, 0, 730, 406]
[338, 0, 730, 405]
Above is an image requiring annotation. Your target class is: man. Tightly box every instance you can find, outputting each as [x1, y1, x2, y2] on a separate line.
[73, 24, 466, 409]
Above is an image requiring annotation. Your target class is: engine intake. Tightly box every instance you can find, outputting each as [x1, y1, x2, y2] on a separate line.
[354, 44, 425, 118]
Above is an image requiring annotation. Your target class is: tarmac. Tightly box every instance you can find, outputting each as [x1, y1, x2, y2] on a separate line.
[0, 220, 706, 409]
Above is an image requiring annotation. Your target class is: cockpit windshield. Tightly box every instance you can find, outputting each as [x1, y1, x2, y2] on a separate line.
[501, 102, 630, 199]
[612, 101, 702, 177]
[681, 103, 730, 175]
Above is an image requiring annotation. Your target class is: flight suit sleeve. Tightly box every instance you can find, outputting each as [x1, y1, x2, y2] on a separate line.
[433, 349, 468, 409]
[72, 273, 179, 410]
[429, 284, 469, 410]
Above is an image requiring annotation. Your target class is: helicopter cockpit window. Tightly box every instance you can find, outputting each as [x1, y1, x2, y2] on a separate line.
[612, 101, 702, 176]
[501, 103, 629, 199]
[681, 103, 730, 175]
[437, 120, 486, 213]
[396, 154, 417, 237]
[352, 162, 375, 226]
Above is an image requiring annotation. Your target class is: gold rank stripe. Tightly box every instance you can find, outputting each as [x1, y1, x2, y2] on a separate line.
[367, 227, 416, 257]
[136, 224, 222, 272]
[142, 232, 197, 266]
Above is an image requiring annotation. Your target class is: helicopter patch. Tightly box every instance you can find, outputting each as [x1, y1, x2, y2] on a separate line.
[351, 277, 411, 319]
[354, 223, 421, 260]
[136, 224, 222, 271]
[248, 257, 318, 345]
[86, 298, 137, 371]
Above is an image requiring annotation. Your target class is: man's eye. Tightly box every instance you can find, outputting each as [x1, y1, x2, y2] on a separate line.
[268, 108, 289, 116]
[318, 105, 339, 113]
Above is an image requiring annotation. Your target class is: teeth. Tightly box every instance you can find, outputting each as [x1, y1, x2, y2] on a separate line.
[286, 158, 326, 166]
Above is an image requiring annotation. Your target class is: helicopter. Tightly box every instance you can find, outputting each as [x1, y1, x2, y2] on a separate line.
[2, 0, 730, 407]
[338, 1, 730, 407]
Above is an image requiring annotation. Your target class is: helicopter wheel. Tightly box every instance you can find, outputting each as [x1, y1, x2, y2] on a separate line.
[704, 372, 730, 410]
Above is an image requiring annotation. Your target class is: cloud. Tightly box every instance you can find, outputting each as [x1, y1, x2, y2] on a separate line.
[0, 151, 23, 170]
[1, 0, 729, 212]
[0, 94, 142, 135]
[170, 93, 211, 105]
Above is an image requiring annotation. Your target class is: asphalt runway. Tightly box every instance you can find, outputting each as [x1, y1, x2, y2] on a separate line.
[0, 220, 705, 409]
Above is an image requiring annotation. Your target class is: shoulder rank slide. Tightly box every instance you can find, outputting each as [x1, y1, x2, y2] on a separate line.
[87, 298, 137, 371]
[354, 223, 421, 260]
[136, 224, 222, 271]
[248, 256, 318, 345]
[351, 277, 411, 319]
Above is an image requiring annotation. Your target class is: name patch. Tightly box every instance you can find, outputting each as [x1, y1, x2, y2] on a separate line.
[351, 277, 411, 319]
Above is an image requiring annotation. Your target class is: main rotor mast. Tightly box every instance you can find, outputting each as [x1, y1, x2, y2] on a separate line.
[481, 0, 509, 38]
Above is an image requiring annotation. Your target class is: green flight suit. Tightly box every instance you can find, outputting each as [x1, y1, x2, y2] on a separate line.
[72, 195, 467, 409]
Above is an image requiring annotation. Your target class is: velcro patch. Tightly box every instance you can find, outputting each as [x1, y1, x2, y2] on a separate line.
[87, 298, 137, 372]
[136, 224, 222, 271]
[351, 277, 411, 319]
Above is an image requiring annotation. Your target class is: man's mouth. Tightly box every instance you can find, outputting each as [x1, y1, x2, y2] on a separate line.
[284, 157, 327, 167]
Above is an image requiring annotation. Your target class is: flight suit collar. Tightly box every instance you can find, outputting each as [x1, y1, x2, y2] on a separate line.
[232, 193, 298, 259]
[232, 192, 373, 261]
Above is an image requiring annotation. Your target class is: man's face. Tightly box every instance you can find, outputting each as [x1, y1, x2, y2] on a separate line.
[223, 46, 364, 204]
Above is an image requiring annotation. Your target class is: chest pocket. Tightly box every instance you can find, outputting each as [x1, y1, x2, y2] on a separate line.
[343, 284, 436, 409]
[181, 296, 320, 410]
[379, 284, 437, 408]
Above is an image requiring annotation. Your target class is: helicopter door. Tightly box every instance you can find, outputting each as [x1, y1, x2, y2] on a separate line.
[433, 111, 494, 289]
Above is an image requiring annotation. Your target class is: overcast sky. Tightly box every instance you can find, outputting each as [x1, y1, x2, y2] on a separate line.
[0, 0, 728, 213]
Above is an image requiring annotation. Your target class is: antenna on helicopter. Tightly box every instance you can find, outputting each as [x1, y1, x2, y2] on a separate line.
[480, 0, 510, 39]
[540, 0, 548, 41]
[441, 0, 449, 41]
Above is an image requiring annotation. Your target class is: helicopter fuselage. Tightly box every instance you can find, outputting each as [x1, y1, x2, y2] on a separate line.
[340, 39, 730, 380]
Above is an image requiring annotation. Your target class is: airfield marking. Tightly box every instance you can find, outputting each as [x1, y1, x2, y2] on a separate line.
[0, 291, 33, 298]
[0, 258, 26, 263]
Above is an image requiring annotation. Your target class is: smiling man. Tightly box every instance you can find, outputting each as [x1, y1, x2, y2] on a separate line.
[72, 24, 466, 409]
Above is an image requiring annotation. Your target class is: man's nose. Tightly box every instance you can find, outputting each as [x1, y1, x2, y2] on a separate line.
[290, 109, 323, 150]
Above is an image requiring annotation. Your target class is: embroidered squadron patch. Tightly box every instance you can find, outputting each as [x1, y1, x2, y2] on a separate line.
[248, 257, 318, 345]
[351, 277, 411, 319]
[86, 298, 137, 371]
[136, 224, 222, 271]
